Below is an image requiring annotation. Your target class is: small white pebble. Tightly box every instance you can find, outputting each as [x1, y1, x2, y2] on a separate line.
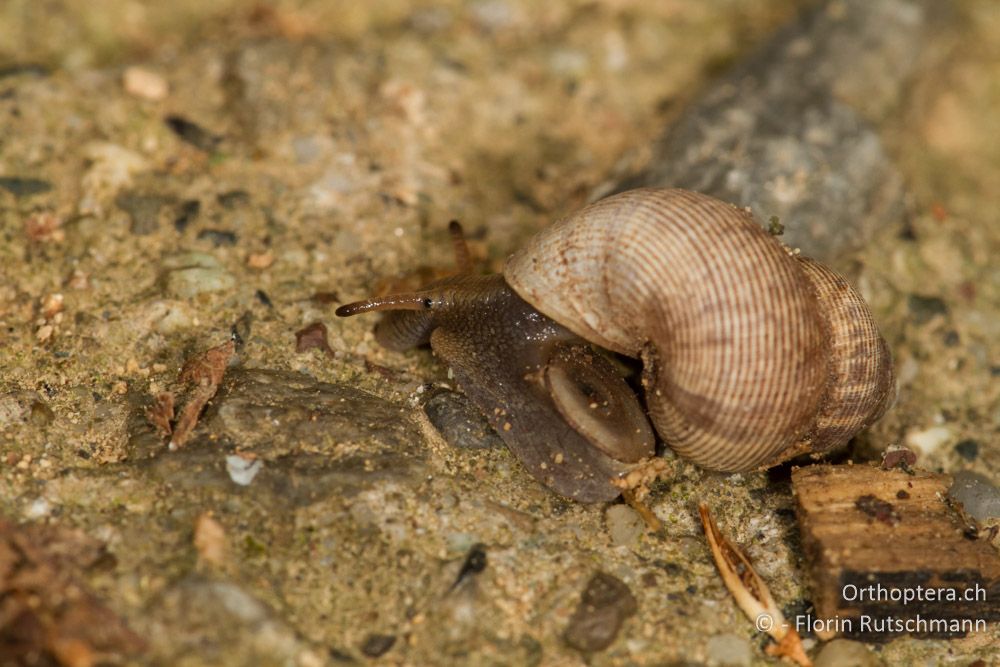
[123, 66, 169, 100]
[226, 455, 263, 486]
[26, 497, 52, 519]
[905, 425, 952, 455]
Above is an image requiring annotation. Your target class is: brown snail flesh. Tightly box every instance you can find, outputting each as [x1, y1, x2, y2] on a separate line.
[337, 188, 894, 502]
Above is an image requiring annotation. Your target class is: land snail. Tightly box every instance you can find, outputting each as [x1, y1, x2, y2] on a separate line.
[337, 188, 895, 503]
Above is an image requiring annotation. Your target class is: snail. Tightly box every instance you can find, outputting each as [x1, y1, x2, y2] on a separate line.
[336, 188, 895, 502]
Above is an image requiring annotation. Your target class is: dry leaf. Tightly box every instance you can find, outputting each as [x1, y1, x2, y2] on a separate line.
[145, 392, 175, 438]
[170, 339, 235, 449]
[0, 519, 146, 666]
[699, 503, 811, 666]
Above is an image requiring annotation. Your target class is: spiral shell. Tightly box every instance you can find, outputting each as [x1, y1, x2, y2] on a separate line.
[504, 188, 893, 471]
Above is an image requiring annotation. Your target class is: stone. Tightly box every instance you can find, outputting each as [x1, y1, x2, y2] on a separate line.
[907, 294, 949, 324]
[160, 252, 236, 298]
[0, 176, 52, 197]
[605, 504, 645, 548]
[564, 572, 637, 652]
[360, 633, 396, 658]
[225, 455, 262, 486]
[954, 439, 980, 461]
[422, 389, 503, 450]
[948, 471, 1000, 522]
[117, 192, 174, 235]
[608, 0, 945, 266]
[904, 425, 952, 456]
[705, 633, 752, 667]
[122, 66, 168, 100]
[814, 638, 880, 667]
[147, 577, 317, 664]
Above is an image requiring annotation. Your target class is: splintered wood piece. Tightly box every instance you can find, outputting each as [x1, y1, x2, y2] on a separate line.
[792, 464, 1000, 642]
[699, 504, 811, 666]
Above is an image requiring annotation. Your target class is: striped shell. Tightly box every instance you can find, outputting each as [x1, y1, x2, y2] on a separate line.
[504, 188, 894, 471]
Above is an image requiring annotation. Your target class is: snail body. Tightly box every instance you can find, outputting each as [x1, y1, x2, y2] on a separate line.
[337, 188, 894, 501]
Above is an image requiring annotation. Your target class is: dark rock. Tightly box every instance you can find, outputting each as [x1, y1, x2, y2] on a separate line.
[609, 0, 950, 265]
[208, 369, 417, 455]
[907, 294, 949, 323]
[197, 228, 239, 246]
[563, 572, 637, 652]
[232, 311, 253, 350]
[948, 471, 1000, 522]
[360, 633, 396, 657]
[0, 176, 52, 197]
[255, 289, 273, 307]
[128, 368, 428, 505]
[28, 400, 55, 426]
[954, 439, 979, 461]
[452, 543, 487, 589]
[165, 115, 221, 152]
[422, 389, 503, 450]
[117, 192, 174, 235]
[0, 63, 49, 79]
[174, 199, 201, 232]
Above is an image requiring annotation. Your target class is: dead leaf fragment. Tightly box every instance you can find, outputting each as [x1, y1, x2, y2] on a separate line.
[0, 518, 146, 666]
[699, 503, 811, 666]
[24, 211, 65, 243]
[168, 339, 235, 449]
[145, 392, 175, 437]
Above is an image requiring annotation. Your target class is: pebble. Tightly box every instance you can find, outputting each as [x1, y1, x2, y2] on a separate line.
[160, 252, 236, 298]
[564, 572, 637, 652]
[948, 471, 1000, 522]
[197, 229, 239, 246]
[25, 497, 53, 519]
[165, 115, 221, 152]
[705, 633, 752, 667]
[607, 0, 942, 265]
[360, 633, 396, 658]
[117, 191, 173, 235]
[422, 390, 503, 450]
[226, 455, 263, 486]
[122, 66, 169, 100]
[954, 439, 980, 461]
[605, 504, 646, 548]
[907, 294, 949, 324]
[173, 199, 201, 232]
[904, 425, 952, 456]
[813, 638, 880, 667]
[0, 176, 52, 197]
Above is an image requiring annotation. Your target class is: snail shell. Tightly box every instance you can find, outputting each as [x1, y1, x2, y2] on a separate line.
[505, 188, 894, 471]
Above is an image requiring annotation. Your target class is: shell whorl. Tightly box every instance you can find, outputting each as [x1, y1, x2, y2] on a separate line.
[504, 188, 891, 471]
[793, 257, 895, 453]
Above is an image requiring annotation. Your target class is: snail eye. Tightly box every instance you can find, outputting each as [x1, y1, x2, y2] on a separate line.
[422, 297, 433, 309]
[544, 344, 655, 463]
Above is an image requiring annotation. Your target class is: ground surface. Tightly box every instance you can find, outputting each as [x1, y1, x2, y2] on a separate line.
[1, 1, 998, 665]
